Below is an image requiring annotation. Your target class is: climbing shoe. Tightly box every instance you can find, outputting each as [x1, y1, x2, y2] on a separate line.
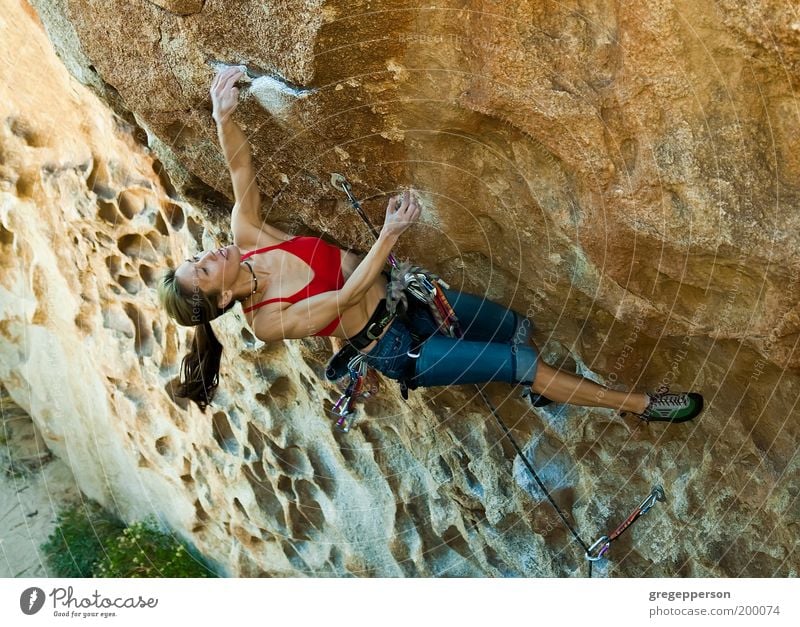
[521, 388, 554, 408]
[638, 390, 704, 423]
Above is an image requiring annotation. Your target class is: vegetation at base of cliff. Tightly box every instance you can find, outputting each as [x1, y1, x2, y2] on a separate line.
[41, 500, 219, 577]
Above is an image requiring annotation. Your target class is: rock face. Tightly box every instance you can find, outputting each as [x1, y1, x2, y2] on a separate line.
[1, 0, 797, 576]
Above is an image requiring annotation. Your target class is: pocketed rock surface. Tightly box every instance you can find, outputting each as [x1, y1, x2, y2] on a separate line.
[0, 0, 797, 576]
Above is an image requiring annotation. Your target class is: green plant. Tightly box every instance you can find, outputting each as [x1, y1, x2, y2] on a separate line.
[41, 502, 218, 578]
[93, 516, 217, 578]
[41, 500, 125, 577]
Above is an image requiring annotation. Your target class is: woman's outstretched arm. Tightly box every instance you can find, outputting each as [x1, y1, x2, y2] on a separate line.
[211, 66, 291, 242]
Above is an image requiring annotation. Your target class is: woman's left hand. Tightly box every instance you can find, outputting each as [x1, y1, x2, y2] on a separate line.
[211, 67, 244, 124]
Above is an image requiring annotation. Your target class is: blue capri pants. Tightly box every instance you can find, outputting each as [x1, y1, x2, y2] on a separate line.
[362, 288, 539, 387]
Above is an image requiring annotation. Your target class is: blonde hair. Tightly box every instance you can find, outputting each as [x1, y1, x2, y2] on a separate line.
[158, 268, 234, 411]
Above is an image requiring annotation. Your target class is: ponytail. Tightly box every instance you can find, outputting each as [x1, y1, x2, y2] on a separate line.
[178, 321, 223, 411]
[158, 268, 233, 411]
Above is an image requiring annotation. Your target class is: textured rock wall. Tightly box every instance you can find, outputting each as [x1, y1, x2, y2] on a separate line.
[2, 0, 798, 576]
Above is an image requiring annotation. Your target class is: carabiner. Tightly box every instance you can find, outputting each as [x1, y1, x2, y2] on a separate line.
[586, 535, 611, 562]
[639, 484, 666, 515]
[419, 274, 437, 294]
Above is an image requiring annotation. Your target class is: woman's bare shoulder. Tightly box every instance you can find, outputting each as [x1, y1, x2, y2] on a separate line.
[233, 219, 295, 249]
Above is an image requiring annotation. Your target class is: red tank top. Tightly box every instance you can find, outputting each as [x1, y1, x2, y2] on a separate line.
[240, 236, 345, 336]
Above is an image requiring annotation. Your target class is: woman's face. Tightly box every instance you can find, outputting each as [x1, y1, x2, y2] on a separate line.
[174, 244, 242, 304]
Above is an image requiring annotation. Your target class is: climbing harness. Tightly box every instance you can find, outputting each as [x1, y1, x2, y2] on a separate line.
[586, 485, 666, 562]
[327, 174, 667, 576]
[325, 280, 393, 432]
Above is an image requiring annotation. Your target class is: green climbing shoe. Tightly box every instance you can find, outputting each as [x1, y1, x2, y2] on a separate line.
[640, 391, 704, 423]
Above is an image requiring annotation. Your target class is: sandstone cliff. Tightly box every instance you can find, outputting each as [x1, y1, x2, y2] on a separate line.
[1, 0, 797, 576]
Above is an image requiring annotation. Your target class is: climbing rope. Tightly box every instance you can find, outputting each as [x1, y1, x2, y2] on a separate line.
[475, 386, 595, 576]
[329, 173, 666, 577]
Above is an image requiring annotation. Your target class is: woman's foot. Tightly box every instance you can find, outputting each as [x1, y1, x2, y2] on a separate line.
[635, 390, 704, 423]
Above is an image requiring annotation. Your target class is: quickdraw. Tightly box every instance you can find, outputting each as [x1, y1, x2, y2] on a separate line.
[329, 353, 369, 433]
[586, 485, 666, 562]
[330, 173, 398, 267]
[385, 260, 461, 339]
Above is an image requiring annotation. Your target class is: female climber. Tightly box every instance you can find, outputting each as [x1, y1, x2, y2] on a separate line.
[158, 66, 704, 423]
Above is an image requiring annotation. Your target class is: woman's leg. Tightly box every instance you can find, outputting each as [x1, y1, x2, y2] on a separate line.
[531, 360, 649, 413]
[413, 334, 648, 413]
[411, 289, 649, 413]
[412, 334, 538, 387]
[437, 287, 553, 402]
[439, 287, 528, 344]
[415, 289, 700, 418]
